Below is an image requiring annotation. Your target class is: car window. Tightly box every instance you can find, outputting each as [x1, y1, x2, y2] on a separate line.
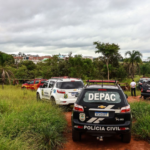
[81, 90, 122, 104]
[35, 80, 39, 84]
[145, 81, 150, 86]
[56, 81, 84, 89]
[41, 80, 46, 84]
[49, 81, 55, 88]
[43, 82, 48, 88]
[30, 81, 34, 84]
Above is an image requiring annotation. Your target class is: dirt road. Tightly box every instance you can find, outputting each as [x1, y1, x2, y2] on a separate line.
[61, 96, 150, 150]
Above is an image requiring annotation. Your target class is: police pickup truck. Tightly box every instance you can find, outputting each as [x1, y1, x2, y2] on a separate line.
[36, 77, 84, 105]
[72, 80, 131, 143]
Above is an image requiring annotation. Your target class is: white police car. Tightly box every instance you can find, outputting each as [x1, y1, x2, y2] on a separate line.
[72, 80, 132, 143]
[36, 77, 84, 105]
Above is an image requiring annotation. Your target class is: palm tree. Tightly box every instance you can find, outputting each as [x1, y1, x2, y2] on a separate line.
[125, 50, 142, 78]
[0, 53, 14, 89]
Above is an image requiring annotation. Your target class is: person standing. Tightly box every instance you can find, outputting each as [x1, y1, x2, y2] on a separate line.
[130, 80, 136, 96]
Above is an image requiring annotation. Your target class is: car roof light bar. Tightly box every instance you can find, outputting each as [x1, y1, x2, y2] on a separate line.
[86, 80, 117, 83]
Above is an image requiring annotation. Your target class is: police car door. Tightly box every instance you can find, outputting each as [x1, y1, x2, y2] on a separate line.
[42, 82, 49, 99]
[48, 81, 56, 98]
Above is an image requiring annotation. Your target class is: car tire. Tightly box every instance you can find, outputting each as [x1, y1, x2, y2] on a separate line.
[121, 132, 131, 143]
[50, 97, 56, 105]
[37, 93, 41, 101]
[72, 129, 81, 141]
[144, 96, 147, 100]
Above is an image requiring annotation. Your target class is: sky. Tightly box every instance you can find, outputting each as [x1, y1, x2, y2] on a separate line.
[0, 0, 150, 59]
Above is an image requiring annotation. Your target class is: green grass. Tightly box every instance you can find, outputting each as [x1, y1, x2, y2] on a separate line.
[0, 85, 67, 150]
[130, 101, 150, 141]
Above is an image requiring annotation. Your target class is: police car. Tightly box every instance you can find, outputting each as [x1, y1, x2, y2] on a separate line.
[72, 80, 132, 143]
[36, 77, 84, 105]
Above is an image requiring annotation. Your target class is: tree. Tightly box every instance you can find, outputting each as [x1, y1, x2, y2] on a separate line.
[93, 42, 120, 80]
[140, 63, 150, 77]
[125, 50, 142, 78]
[0, 52, 14, 88]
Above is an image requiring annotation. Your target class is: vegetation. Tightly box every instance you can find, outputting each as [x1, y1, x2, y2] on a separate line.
[130, 101, 150, 141]
[0, 52, 14, 88]
[93, 42, 120, 80]
[0, 86, 67, 150]
[0, 46, 150, 86]
[125, 50, 142, 79]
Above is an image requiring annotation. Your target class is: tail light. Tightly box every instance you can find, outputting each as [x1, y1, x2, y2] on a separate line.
[74, 125, 84, 129]
[73, 103, 84, 112]
[120, 105, 130, 113]
[141, 88, 143, 92]
[57, 90, 65, 94]
[119, 127, 129, 130]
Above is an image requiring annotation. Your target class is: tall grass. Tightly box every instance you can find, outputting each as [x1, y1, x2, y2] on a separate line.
[130, 101, 150, 141]
[0, 85, 67, 150]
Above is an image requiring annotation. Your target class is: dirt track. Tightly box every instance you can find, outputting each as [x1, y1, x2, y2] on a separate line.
[61, 96, 150, 150]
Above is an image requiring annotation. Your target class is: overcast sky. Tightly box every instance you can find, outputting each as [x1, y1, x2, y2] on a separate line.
[0, 0, 150, 59]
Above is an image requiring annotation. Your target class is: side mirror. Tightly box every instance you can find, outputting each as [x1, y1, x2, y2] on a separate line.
[125, 94, 128, 99]
[75, 92, 79, 97]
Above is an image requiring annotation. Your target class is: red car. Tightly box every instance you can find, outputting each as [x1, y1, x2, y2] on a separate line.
[33, 79, 47, 90]
[21, 81, 30, 89]
[21, 79, 47, 90]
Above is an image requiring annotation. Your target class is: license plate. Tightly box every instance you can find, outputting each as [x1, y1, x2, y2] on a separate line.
[147, 90, 150, 92]
[95, 112, 109, 117]
[71, 92, 78, 96]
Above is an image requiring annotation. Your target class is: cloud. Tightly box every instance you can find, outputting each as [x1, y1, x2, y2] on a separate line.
[0, 0, 150, 59]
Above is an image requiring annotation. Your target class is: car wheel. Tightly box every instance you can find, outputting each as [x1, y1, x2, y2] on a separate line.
[37, 93, 41, 101]
[121, 132, 131, 143]
[144, 96, 147, 100]
[50, 97, 56, 105]
[72, 129, 81, 141]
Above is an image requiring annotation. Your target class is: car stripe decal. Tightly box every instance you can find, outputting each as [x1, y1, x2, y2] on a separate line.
[93, 118, 104, 123]
[87, 117, 97, 123]
[105, 105, 114, 109]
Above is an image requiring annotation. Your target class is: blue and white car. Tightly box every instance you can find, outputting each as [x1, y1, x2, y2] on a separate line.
[36, 77, 84, 105]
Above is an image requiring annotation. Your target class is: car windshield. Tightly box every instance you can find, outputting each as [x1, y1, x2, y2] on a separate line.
[57, 81, 84, 89]
[83, 90, 121, 103]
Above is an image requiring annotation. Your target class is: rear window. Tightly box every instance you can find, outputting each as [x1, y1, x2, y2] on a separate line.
[83, 90, 121, 103]
[56, 81, 83, 89]
[145, 81, 150, 86]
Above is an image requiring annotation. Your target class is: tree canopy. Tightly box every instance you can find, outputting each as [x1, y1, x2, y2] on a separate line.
[93, 42, 120, 80]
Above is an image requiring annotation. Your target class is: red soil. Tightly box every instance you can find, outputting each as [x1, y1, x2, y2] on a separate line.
[61, 96, 150, 150]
